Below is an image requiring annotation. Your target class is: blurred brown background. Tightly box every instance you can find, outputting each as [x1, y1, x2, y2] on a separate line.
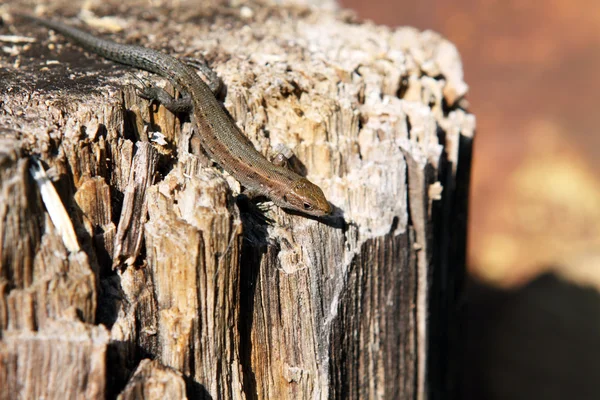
[340, 1, 600, 399]
[341, 0, 600, 288]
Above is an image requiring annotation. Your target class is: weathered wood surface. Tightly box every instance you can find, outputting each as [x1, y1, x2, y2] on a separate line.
[0, 1, 473, 399]
[117, 359, 188, 400]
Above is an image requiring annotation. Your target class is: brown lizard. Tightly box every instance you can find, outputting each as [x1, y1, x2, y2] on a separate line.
[21, 14, 333, 217]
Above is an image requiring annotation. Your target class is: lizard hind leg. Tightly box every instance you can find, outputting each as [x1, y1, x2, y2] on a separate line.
[140, 85, 193, 114]
[181, 55, 223, 96]
[127, 71, 193, 113]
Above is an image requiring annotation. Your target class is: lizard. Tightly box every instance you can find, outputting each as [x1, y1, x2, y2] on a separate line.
[19, 14, 333, 217]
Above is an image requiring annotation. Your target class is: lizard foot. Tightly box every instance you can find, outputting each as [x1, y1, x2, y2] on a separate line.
[271, 143, 307, 176]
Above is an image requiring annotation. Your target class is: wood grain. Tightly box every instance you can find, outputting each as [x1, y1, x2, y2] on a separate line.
[0, 1, 473, 398]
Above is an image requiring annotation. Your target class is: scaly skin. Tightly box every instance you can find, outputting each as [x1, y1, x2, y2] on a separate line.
[22, 14, 332, 217]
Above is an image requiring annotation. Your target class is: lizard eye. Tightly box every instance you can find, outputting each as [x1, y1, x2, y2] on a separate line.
[303, 202, 313, 210]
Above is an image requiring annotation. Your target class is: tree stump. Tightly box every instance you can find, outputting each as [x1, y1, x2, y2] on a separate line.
[0, 1, 474, 399]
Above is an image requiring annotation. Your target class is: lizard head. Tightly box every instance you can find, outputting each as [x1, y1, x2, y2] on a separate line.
[283, 178, 332, 216]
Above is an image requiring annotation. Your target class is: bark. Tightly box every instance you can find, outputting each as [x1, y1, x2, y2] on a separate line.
[0, 1, 473, 399]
